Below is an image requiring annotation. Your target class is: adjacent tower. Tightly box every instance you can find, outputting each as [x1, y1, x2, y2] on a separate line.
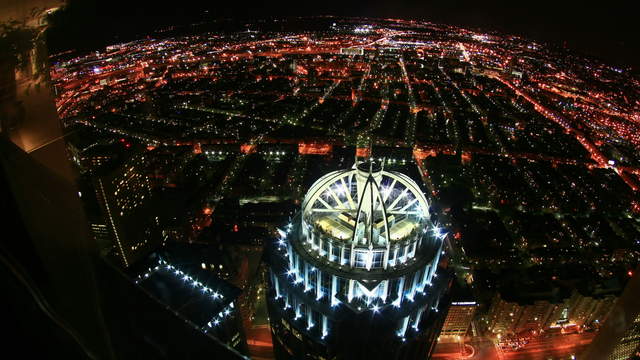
[267, 160, 450, 360]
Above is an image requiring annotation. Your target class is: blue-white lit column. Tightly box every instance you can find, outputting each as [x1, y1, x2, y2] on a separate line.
[408, 271, 421, 300]
[383, 242, 390, 270]
[331, 275, 339, 306]
[321, 315, 328, 338]
[316, 269, 323, 300]
[394, 277, 405, 307]
[381, 279, 389, 303]
[428, 241, 442, 281]
[420, 264, 430, 290]
[304, 263, 311, 291]
[397, 315, 410, 337]
[432, 296, 440, 312]
[413, 306, 425, 330]
[287, 243, 294, 270]
[274, 274, 281, 298]
[349, 242, 356, 267]
[307, 308, 314, 330]
[348, 279, 355, 302]
[295, 300, 302, 320]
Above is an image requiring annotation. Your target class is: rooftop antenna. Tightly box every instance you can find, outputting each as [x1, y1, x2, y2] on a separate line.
[367, 136, 374, 170]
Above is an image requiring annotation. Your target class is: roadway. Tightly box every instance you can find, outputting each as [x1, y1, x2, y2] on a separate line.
[501, 331, 595, 360]
[432, 331, 595, 360]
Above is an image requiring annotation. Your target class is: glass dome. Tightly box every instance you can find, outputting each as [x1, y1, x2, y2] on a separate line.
[299, 160, 432, 270]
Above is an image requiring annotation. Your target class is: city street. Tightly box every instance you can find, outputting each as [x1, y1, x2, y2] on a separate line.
[433, 331, 595, 360]
[502, 331, 595, 360]
[433, 336, 500, 360]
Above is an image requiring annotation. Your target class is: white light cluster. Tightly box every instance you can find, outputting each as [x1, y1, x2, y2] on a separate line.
[135, 259, 233, 333]
[135, 264, 162, 282]
[432, 225, 447, 240]
[205, 302, 235, 332]
[136, 259, 224, 301]
[354, 25, 373, 34]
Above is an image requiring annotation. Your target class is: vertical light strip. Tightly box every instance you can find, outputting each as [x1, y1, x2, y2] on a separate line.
[428, 241, 442, 282]
[287, 242, 294, 270]
[413, 306, 425, 329]
[322, 315, 328, 337]
[274, 273, 281, 298]
[398, 315, 409, 337]
[304, 262, 310, 291]
[331, 275, 338, 306]
[381, 280, 389, 302]
[327, 243, 334, 261]
[316, 269, 322, 300]
[421, 264, 430, 289]
[98, 179, 128, 267]
[394, 277, 405, 307]
[365, 249, 373, 270]
[393, 247, 399, 266]
[348, 279, 355, 302]
[349, 242, 356, 267]
[307, 309, 314, 329]
[383, 243, 390, 269]
[410, 271, 420, 299]
[295, 300, 301, 320]
[294, 253, 301, 283]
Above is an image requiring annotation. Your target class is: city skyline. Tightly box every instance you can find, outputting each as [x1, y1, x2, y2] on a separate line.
[1, 7, 639, 360]
[46, 1, 639, 71]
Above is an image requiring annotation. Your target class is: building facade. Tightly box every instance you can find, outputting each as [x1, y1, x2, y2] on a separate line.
[486, 290, 617, 337]
[440, 302, 477, 338]
[266, 160, 451, 360]
[583, 266, 640, 360]
[94, 152, 159, 267]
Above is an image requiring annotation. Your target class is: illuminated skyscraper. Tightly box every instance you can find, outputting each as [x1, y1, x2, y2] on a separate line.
[94, 152, 159, 267]
[267, 160, 451, 360]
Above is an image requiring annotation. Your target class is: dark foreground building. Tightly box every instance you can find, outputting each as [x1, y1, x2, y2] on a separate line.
[267, 160, 451, 360]
[582, 265, 640, 360]
[128, 245, 249, 356]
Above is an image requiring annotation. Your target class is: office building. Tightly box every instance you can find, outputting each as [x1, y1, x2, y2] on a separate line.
[267, 159, 451, 360]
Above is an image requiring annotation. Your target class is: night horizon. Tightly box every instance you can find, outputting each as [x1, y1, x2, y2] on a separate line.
[44, 1, 639, 71]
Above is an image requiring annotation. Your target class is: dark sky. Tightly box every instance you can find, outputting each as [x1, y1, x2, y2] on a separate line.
[47, 0, 638, 70]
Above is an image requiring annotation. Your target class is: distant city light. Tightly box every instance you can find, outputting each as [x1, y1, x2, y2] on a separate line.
[51, 17, 640, 360]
